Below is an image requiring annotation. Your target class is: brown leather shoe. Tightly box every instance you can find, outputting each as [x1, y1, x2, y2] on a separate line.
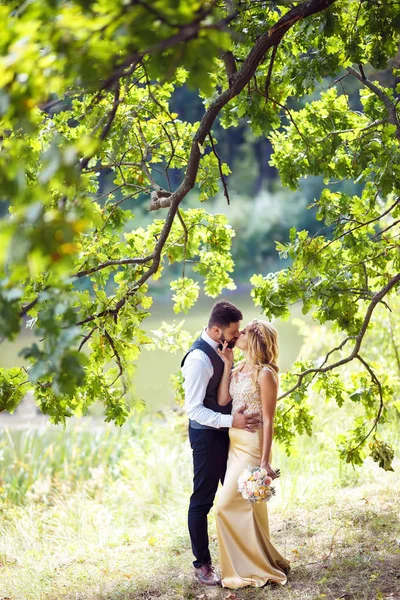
[193, 564, 221, 586]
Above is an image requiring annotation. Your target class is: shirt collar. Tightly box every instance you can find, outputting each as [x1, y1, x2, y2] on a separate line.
[201, 328, 220, 351]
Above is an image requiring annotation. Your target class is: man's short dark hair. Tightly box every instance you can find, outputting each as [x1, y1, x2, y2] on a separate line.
[208, 300, 243, 329]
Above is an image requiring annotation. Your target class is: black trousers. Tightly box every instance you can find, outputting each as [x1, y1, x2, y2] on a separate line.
[188, 427, 229, 568]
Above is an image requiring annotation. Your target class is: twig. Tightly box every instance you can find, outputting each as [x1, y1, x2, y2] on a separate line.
[59, 85, 122, 209]
[81, 84, 121, 172]
[328, 72, 351, 89]
[324, 526, 343, 560]
[98, 8, 238, 94]
[316, 336, 356, 372]
[347, 66, 400, 140]
[265, 43, 279, 99]
[269, 97, 309, 147]
[316, 119, 387, 143]
[78, 326, 98, 352]
[349, 2, 363, 43]
[20, 297, 40, 318]
[104, 330, 126, 391]
[74, 255, 154, 278]
[292, 198, 400, 281]
[349, 354, 384, 452]
[388, 310, 400, 376]
[371, 219, 400, 239]
[177, 209, 189, 279]
[208, 132, 230, 205]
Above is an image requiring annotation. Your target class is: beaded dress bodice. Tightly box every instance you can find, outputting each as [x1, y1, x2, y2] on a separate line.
[230, 365, 276, 416]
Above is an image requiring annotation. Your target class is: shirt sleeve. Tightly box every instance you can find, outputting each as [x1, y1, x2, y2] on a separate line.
[182, 352, 233, 429]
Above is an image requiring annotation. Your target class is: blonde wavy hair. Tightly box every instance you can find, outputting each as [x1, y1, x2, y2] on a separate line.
[234, 319, 279, 390]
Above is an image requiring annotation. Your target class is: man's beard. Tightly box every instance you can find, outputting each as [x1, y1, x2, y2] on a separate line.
[220, 333, 236, 349]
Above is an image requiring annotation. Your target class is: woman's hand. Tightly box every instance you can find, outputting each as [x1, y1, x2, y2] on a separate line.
[217, 341, 234, 406]
[217, 340, 234, 367]
[261, 462, 281, 480]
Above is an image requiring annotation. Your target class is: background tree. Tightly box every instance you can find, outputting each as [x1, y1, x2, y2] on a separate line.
[0, 0, 399, 468]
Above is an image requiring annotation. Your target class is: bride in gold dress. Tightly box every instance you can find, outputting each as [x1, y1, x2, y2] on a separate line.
[215, 319, 290, 589]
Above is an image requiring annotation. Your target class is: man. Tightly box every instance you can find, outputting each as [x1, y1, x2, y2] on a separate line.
[181, 300, 260, 586]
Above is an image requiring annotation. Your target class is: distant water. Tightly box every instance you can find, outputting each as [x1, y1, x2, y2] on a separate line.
[0, 292, 305, 416]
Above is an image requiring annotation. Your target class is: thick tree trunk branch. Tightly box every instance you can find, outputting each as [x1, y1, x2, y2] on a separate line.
[150, 0, 337, 212]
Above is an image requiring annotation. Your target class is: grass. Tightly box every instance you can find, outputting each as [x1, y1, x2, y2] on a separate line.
[0, 409, 399, 600]
[0, 304, 399, 600]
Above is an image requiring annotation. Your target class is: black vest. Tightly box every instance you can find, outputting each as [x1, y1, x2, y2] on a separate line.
[181, 336, 232, 429]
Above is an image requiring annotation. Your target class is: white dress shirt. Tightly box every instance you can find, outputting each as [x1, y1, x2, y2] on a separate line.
[182, 329, 233, 429]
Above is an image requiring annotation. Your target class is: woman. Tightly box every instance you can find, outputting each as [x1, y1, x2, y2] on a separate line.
[215, 319, 290, 589]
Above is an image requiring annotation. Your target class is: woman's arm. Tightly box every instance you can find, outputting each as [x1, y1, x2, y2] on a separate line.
[216, 341, 233, 406]
[259, 368, 279, 478]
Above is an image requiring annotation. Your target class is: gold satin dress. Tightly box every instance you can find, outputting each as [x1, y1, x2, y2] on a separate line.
[215, 367, 290, 589]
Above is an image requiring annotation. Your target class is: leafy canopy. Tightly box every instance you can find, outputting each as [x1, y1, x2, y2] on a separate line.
[0, 0, 399, 469]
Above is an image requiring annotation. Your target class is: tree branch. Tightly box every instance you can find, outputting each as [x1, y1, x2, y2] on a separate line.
[347, 65, 400, 140]
[293, 197, 400, 280]
[82, 84, 121, 172]
[222, 51, 237, 88]
[316, 118, 388, 143]
[74, 255, 154, 278]
[269, 97, 310, 147]
[177, 209, 188, 279]
[265, 43, 279, 99]
[150, 0, 337, 212]
[371, 218, 400, 240]
[99, 8, 239, 93]
[348, 353, 384, 452]
[20, 297, 40, 318]
[58, 84, 122, 210]
[278, 272, 400, 400]
[104, 330, 126, 391]
[77, 0, 339, 327]
[208, 132, 230, 205]
[78, 326, 98, 351]
[388, 310, 400, 376]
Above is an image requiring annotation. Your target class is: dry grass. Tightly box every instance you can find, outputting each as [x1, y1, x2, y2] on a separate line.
[1, 461, 398, 600]
[0, 409, 398, 600]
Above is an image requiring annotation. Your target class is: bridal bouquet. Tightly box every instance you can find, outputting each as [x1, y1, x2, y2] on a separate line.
[237, 466, 276, 503]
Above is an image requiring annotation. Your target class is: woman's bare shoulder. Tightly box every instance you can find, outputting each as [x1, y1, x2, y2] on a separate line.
[258, 366, 278, 387]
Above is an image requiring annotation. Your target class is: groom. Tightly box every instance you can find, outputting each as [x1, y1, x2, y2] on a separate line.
[181, 300, 260, 586]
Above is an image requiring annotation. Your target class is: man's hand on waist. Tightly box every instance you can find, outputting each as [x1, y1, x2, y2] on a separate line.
[232, 405, 261, 432]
